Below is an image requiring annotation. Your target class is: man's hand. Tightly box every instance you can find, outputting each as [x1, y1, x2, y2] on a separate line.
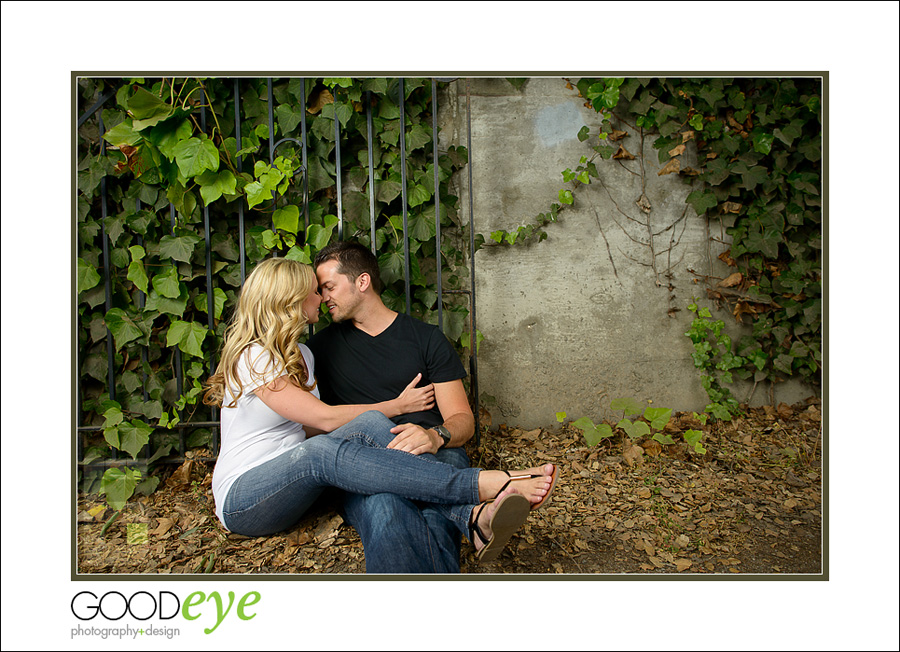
[387, 423, 441, 455]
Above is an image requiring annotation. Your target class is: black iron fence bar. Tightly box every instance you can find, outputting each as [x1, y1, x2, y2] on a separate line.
[466, 79, 480, 445]
[200, 98, 221, 457]
[300, 77, 310, 234]
[335, 94, 344, 242]
[399, 78, 411, 315]
[366, 90, 377, 254]
[168, 203, 187, 456]
[233, 79, 247, 284]
[432, 79, 444, 332]
[77, 83, 120, 129]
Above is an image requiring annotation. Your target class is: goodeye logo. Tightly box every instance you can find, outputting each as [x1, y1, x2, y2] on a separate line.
[70, 589, 261, 638]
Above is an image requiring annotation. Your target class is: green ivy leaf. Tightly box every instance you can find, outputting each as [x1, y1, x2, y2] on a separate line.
[273, 205, 301, 234]
[127, 258, 149, 295]
[104, 308, 144, 349]
[684, 429, 707, 454]
[101, 467, 142, 511]
[103, 119, 142, 148]
[686, 190, 717, 216]
[558, 189, 574, 205]
[610, 397, 644, 416]
[159, 233, 202, 264]
[194, 288, 227, 319]
[652, 432, 676, 445]
[644, 407, 672, 431]
[752, 132, 774, 155]
[151, 265, 182, 298]
[618, 419, 650, 440]
[118, 419, 154, 459]
[166, 320, 209, 358]
[173, 136, 219, 178]
[78, 258, 102, 293]
[197, 169, 237, 205]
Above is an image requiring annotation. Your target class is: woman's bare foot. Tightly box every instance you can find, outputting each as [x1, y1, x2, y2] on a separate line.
[477, 464, 557, 507]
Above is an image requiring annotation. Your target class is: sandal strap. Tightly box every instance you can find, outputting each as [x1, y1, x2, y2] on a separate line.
[494, 471, 540, 500]
[469, 502, 491, 547]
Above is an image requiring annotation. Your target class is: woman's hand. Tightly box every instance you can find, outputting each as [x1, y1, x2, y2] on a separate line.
[393, 373, 435, 415]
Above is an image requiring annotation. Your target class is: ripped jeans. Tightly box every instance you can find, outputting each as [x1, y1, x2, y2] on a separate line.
[221, 411, 479, 538]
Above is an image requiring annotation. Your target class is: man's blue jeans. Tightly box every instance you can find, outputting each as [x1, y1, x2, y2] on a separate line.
[342, 444, 471, 574]
[221, 411, 478, 538]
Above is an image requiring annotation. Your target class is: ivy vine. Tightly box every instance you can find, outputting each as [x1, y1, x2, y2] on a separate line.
[482, 77, 822, 413]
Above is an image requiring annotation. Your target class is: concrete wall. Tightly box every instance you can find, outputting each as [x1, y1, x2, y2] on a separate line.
[440, 77, 813, 429]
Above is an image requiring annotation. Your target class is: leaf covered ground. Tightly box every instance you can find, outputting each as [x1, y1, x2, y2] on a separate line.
[76, 399, 822, 575]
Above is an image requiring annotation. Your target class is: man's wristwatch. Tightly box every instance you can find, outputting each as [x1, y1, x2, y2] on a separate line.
[434, 425, 452, 449]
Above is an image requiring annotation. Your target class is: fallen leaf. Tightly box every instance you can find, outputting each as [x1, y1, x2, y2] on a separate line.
[623, 444, 644, 467]
[166, 460, 194, 489]
[641, 440, 662, 457]
[127, 523, 149, 545]
[675, 558, 692, 572]
[658, 158, 681, 176]
[675, 534, 691, 549]
[151, 517, 176, 537]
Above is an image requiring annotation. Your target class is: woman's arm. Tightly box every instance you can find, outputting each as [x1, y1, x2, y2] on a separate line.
[254, 374, 434, 433]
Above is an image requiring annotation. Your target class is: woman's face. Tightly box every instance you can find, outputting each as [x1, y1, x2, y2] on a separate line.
[301, 286, 322, 324]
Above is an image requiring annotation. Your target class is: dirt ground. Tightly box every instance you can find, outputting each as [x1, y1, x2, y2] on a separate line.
[76, 399, 823, 576]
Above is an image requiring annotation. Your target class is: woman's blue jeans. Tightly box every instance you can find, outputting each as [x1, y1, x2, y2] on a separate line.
[221, 411, 478, 538]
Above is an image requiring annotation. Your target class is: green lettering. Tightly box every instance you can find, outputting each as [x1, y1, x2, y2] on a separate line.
[237, 591, 261, 621]
[182, 591, 204, 621]
[203, 591, 236, 635]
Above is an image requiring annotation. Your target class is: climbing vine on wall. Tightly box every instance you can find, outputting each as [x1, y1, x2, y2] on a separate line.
[77, 77, 470, 489]
[482, 77, 822, 412]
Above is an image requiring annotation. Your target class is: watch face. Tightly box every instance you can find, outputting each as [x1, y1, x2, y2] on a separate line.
[437, 426, 451, 444]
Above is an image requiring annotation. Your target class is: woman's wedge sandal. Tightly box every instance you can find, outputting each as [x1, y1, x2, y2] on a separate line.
[495, 464, 560, 511]
[470, 492, 531, 563]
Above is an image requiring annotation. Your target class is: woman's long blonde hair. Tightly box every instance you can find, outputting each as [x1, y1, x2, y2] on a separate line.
[203, 257, 318, 408]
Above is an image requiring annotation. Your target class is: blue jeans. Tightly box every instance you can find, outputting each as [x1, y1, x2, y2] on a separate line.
[221, 411, 478, 538]
[342, 445, 471, 574]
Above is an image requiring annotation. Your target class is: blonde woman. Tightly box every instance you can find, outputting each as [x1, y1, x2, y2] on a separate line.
[203, 257, 558, 563]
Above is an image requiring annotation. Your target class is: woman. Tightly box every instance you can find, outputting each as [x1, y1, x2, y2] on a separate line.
[203, 257, 558, 563]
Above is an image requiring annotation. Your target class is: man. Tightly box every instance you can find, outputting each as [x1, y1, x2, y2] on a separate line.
[306, 241, 475, 573]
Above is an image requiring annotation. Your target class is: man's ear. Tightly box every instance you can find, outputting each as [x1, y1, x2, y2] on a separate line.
[356, 272, 371, 293]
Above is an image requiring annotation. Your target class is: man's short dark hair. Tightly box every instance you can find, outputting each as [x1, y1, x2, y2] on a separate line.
[314, 241, 383, 294]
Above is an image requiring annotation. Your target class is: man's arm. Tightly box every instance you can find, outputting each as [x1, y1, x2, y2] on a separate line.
[387, 379, 474, 455]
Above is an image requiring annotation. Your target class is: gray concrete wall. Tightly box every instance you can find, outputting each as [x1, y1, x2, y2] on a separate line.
[440, 77, 814, 429]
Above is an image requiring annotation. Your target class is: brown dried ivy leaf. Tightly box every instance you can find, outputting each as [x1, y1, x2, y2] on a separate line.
[681, 130, 695, 143]
[720, 201, 743, 214]
[636, 194, 652, 214]
[608, 129, 628, 141]
[613, 145, 636, 160]
[658, 158, 681, 176]
[668, 143, 686, 157]
[718, 272, 744, 288]
[307, 88, 334, 114]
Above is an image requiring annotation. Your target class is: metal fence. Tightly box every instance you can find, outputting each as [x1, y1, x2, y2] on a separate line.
[75, 76, 480, 471]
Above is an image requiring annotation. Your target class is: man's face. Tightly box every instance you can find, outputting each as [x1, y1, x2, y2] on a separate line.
[316, 259, 362, 323]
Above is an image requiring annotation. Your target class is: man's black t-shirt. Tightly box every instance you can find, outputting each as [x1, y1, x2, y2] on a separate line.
[306, 313, 467, 428]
